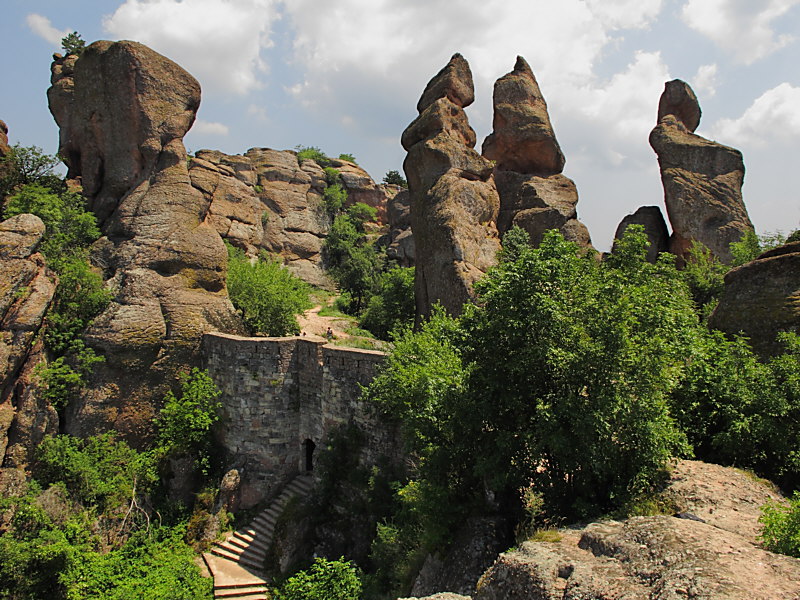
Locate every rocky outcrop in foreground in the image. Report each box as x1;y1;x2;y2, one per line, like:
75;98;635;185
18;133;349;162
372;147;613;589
0;215;58;468
485;57;591;248
650;80;753;263
404;461;800;599
402;53;501;319
710;241;800;356
48;41;242;441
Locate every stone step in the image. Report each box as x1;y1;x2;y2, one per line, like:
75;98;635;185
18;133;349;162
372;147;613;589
214;584;269;599
216;542;267;562
231;531;272;551
210;547;263;571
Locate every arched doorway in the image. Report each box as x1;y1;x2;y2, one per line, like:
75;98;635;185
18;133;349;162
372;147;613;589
302;439;316;472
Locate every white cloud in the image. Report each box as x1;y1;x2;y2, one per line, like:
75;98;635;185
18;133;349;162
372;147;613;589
103;0;281;95
26;13;70;46
585;0;664;29
681;0;800;64
193;119;229;135
712;83;800;148
247;104;269;122
691;63;718;98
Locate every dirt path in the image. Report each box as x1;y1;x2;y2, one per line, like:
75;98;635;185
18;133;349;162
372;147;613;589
297;303;351;341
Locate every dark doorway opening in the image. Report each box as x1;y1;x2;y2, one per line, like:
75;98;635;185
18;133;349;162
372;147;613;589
303;439;316;472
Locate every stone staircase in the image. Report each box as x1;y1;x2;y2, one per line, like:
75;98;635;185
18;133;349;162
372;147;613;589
203;473;314;600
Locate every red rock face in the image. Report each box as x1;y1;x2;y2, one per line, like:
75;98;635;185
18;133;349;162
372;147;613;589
649;80;753;264
403;54;501;320
47;41;242;442
0;215;58;468
484;57;591;249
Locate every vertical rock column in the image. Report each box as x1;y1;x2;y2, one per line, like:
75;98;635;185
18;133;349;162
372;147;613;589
649;79;753;263
402;54;501;320
48;41;242;442
483;56;591;248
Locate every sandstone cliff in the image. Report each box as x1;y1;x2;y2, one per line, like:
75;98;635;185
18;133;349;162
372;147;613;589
48;41;242;441
404;461;800;600
484;57;591;249
709;241;800;356
0;214;58;467
402;54;501;320
649;80;753;263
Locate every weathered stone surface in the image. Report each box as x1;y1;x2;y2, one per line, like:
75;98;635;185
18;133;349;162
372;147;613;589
417;53;474;112
485;58;591;251
410;517;509;598
709;241;800;356
494;171;590;247
48;41;242;442
0;214;58;467
482;56;565;175
404;55;501;319
192;147;337;289
0;120;10;159
331;158;389;223
649;80;753;263
386;189;415;266
471;461;800;600
658;79;701;133
400;594;471;600
612;205;670;263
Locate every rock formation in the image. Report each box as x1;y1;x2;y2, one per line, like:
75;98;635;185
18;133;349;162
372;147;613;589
410;461;800;599
612;205;670;262
709;241;800;356
47;41;242;441
483;57;591;248
385;189;415;267
0;120;10;158
650;79;753;263
402;54;501;319
0;214;58;467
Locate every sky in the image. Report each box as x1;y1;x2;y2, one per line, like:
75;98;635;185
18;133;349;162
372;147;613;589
3;0;800;250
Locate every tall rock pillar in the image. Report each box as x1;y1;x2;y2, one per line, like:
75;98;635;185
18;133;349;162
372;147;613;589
402;54;501;320
48;41;242;442
483;57;591;248
649;80;753;263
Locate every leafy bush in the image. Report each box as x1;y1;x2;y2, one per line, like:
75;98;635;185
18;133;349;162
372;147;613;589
296;146;330;166
499;225;532;263
323;182;348;215
788;229;800;243
157;368;222;474
760;492;800;557
360;266;415;339
338;153;357;163
0;145;61;201
346;202;377;225
382;170;407;188
276;557;362;600
37;433;156;512
681;240;726;319
226;244;311;336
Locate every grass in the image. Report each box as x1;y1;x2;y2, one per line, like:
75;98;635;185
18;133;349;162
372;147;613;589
528;528;563;543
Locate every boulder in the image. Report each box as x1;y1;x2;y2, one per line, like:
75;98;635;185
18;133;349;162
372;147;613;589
612;205;670;263
485;58;591;249
386;189;415;267
649;80;753;264
0;214;58;467
482;56;565;175
471;461;799;600
403;54;501;320
709;241;800;356
47;41;243;442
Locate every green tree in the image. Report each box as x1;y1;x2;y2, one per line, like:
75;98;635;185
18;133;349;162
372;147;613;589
157;368;222;474
226;244;311;336
360;266;415;339
499;225;531;263
0;144;61;200
323;213;380;313
681;240;726;319
382;170;407;188
61;32;86;57
277;557;362;600
338;153;357;163
295;146;330;166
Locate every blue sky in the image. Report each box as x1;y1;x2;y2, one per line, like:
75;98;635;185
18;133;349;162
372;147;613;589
4;0;800;250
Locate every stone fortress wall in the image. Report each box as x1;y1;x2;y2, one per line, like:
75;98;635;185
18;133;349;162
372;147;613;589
202;333;400;509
